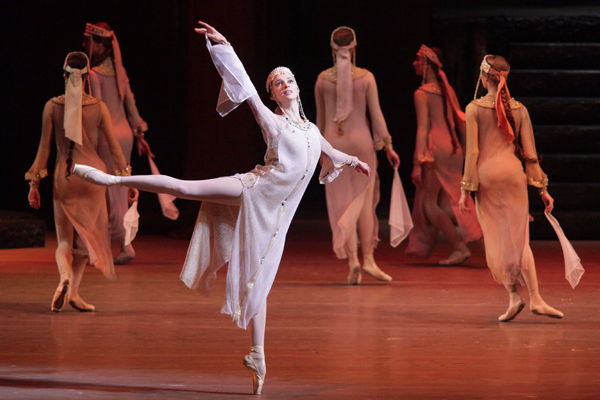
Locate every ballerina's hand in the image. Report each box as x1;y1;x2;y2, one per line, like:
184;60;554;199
541;191;554;213
355;160;371;177
411;166;422;187
28;187;41;209
458;191;471;213
386;148;400;169
128;188;139;205
194;21;228;44
136;135;155;158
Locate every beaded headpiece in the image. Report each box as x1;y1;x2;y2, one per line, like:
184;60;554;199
265;66;294;93
417;45;442;68
85;23;112;38
330;26;356;50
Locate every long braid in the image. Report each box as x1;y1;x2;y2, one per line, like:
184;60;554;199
431;62;458;154
65;140;75;180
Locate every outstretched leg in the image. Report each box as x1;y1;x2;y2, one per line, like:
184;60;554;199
520;245;563;318
245;302;267;394
73;164;243;206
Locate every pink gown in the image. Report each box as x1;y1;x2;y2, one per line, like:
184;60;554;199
90;57;146;243
27;97;123;279
180;41;355;329
406;86;482;257
315;67;391;258
468;98;543;284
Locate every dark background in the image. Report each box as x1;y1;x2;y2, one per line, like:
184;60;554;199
1;0;596;233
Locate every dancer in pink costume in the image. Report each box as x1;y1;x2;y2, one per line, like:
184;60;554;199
83;22;153;264
74;22;370;395
315;27;400;285
26;52;135;313
459;55;563;321
407;45;482;264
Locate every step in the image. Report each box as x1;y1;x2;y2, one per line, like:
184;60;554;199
534;125;600;154
510;43;600;69
529;211;600;240
538;154;600;182
532;182;600;211
519;97;600;125
510;70;600;97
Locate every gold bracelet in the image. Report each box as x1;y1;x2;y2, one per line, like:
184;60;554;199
538;187;548;196
25;169;48;188
115;165;132;176
461;181;479;192
29;180;41;188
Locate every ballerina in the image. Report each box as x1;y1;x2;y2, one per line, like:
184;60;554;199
73;21;370;394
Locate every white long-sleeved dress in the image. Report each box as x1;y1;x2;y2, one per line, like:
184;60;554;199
180;39;355;329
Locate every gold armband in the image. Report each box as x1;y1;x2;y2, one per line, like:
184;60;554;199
134;122;148;138
115;165;132;176
461;181;479;192
25;169;48;188
527;176;548;188
374;137;393;152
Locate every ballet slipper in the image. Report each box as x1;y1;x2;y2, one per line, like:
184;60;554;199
114;244;135;265
69;295;95;312
347;252;362;285
439;245;471;266
498;300;525;322
72;164;121;186
243;346;266;395
530;302;564;319
51;279;70;312
362;254;392;282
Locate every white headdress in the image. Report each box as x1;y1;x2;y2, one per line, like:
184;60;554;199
63;52;90;145
85;23;128;101
330;26;357;133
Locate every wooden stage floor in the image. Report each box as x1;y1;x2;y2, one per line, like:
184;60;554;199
1;221;599;399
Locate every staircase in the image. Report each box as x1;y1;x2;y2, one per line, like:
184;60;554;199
432;7;600;239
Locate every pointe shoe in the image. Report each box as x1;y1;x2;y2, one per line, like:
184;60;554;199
69;295;95;312
531;303;564;319
498;300;525;322
243;347;266;395
72;164;120;186
114;246;135;265
439;246;471;266
362;255;392;282
51;279;70;312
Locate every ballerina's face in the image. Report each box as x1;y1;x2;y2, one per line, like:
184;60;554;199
270;73;298;104
413;56;426;76
82;35;106;59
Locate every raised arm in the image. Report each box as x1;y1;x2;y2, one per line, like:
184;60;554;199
26;101;54;209
458;103;480;212
196;21;285;139
366;73;400;168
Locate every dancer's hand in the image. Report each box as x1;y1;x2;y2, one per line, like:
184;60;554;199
458;191;471;213
386;148;400;169
195;21;228;45
411;165;422;187
28;187;40;209
136;134;155;158
354;160;371;177
128;188;139;205
541;191;554;213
